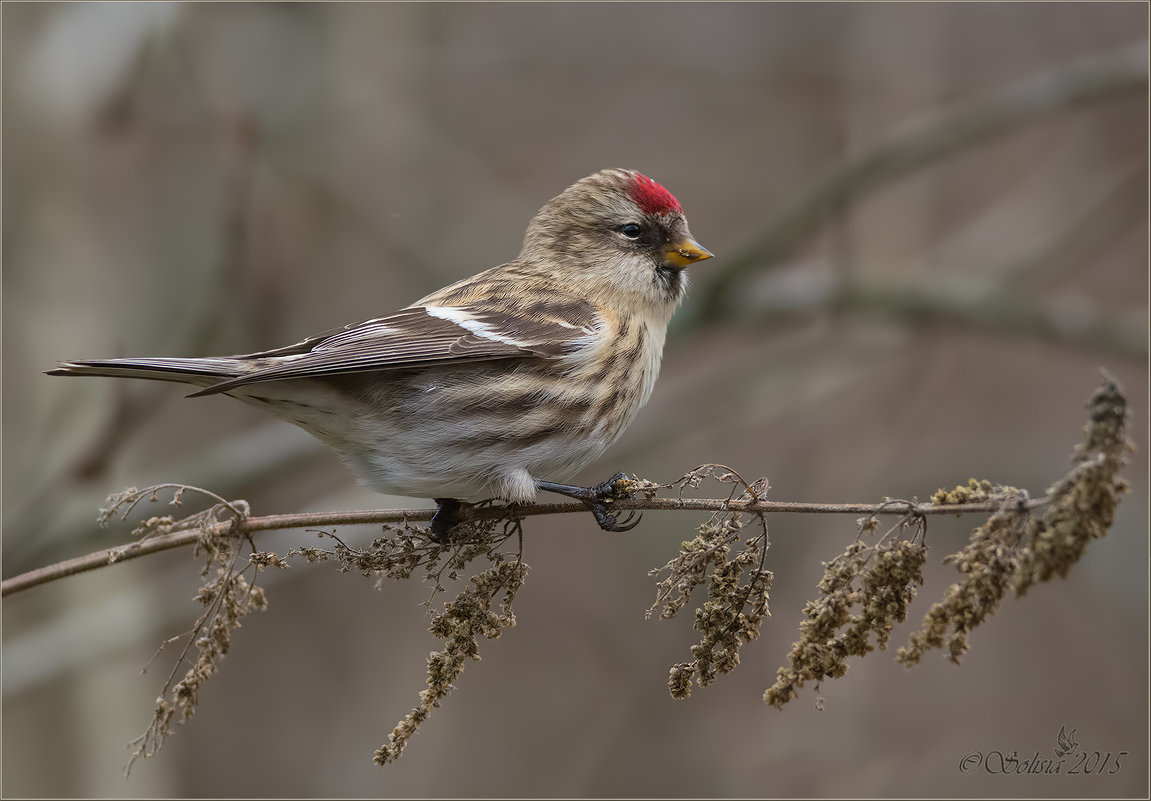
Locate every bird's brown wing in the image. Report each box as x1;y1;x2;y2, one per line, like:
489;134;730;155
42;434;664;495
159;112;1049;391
191;298;599;397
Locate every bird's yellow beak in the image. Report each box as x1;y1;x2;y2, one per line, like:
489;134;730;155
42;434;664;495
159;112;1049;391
663;238;714;269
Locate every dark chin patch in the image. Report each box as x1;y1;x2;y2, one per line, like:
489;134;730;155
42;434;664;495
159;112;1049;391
654;265;684;299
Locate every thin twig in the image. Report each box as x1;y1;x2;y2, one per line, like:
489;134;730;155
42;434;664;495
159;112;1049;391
1;495;1050;598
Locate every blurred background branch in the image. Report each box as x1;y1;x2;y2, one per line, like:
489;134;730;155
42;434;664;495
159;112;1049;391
5;119;264;568
691;41;1148;326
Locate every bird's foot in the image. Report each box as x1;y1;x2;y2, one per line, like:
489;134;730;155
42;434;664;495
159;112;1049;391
430;498;465;543
536;472;641;532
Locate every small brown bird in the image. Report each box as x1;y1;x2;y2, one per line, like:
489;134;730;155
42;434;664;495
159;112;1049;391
49;168;712;539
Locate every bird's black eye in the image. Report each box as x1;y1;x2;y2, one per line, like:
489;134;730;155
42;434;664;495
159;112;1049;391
620;223;641;239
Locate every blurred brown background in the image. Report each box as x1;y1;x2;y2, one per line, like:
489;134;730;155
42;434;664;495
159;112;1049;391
3;3;1147;797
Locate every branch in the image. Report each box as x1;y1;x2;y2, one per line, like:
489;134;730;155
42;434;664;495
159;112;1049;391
779;279;1146;359
714;160;1150;360
1;494;1050;598
689;42;1148;326
7;377;1127;771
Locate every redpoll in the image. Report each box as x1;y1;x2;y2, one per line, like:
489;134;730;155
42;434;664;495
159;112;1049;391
49;168;712;538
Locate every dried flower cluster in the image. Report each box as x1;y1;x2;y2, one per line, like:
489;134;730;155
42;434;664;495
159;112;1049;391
765;520;928;709
110;486;263;775
1014;377;1131;594
284;511;530;765
289;506;523;608
930;477;1022;506
896;498;1029;666
648;467;774;700
899;375;1131;666
375;557;527;764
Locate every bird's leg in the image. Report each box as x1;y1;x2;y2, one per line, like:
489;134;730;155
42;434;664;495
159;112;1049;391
535;472;641;532
430;498;464;543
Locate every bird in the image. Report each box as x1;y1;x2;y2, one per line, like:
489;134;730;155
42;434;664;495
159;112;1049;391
48;168;713;540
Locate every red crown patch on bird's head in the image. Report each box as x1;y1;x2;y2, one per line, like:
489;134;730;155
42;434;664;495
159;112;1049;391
627;173;683;216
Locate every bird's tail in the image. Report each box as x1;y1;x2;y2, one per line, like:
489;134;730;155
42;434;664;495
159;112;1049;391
46;357;249;390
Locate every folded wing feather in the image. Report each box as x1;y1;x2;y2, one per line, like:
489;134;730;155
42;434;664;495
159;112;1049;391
188;300;598;397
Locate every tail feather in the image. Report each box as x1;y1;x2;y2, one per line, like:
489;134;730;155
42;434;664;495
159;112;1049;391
46;357;247;389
